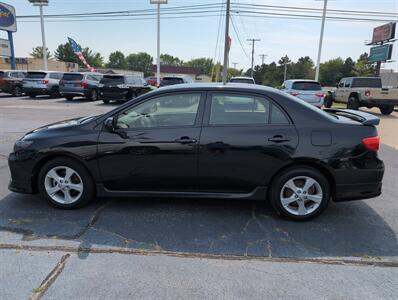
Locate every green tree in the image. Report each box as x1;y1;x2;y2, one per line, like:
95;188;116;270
54;42;103;68
160;54;182;66
319;58;345;86
107;51;126;69
290;56;315;79
353;52;375;76
184;58;214;76
125;52;153;76
342;57;355;77
30;46;52;59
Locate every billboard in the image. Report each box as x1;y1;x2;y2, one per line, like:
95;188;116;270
0;2;17;32
371;22;396;44
369;44;393;63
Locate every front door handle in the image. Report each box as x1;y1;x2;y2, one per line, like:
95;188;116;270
175;137;197;144
268;135;291;143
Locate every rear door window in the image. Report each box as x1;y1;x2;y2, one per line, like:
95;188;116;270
292;81;322;91
26;72;47;79
63;73;84;81
100;76;125;85
351;78;382;88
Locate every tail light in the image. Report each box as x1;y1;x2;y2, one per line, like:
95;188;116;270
362;136;380;152
315;93;324;97
80;81;88;87
42;80;49;85
364;90;371;97
290;92;299;96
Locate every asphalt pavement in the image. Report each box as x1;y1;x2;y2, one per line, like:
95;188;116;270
0;94;397;299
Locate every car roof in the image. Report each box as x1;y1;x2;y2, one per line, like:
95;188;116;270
27;70;63;73
230;76;254;80
157;82;278;93
285;79;320;83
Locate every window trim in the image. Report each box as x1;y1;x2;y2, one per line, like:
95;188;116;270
113;91;206;131
203;91;292;127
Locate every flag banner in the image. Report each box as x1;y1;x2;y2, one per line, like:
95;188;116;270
67;37;96;72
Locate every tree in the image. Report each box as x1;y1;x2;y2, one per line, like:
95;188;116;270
353;52;375;76
319;58;345;86
54;42;103;68
160;54;182;66
184;58;214;76
30;46;52;59
342;57;354;77
290;56;315;79
125;52;153;76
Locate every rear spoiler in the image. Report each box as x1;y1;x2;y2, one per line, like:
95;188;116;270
324;108;380;126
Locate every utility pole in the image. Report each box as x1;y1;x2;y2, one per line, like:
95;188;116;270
232;62;238;69
29;0;49;71
247;38;261;77
315;0;328;81
222;0;231;84
284;61;288;81
259;54;267;65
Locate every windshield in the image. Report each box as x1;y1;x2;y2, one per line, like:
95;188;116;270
292;81;322;91
230;78;255;84
351;78;382;88
26;72;47;79
100;76;125;85
63;73;84;81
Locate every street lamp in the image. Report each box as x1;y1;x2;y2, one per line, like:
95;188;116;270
150;0;167;86
28;0;49;71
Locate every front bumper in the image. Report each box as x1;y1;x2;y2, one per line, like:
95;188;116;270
8;152;36;194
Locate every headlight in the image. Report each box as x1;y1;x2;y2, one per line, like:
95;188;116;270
14;140;34;152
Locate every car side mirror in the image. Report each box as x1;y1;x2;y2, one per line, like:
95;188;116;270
104;117;115;131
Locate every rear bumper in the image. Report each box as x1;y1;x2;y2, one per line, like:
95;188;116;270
23;87;52;95
361;99;398;106
334;182;382;202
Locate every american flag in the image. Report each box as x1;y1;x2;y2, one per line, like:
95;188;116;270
67;37;96;72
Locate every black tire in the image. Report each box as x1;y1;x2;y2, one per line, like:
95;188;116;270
28;93;36;98
347;96;360;110
379;105;394;115
50;87;60;98
38;157;95;209
323;94;333;108
88;89;99;101
12;85;23;97
102;99;110;104
65;95;74;101
270;167;330;221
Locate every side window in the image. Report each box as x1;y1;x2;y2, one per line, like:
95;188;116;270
116;93;201;129
270;104;290;125
209;94;269;125
344;79;351;88
87;75;98;81
338;79;345;88
10;72;18;78
125;76;133;84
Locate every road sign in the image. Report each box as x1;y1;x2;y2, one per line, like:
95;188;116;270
0;2;16;32
0;38;10;56
371;22;396;44
369;44;393;63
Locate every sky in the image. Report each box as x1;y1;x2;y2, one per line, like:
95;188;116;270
5;0;398;71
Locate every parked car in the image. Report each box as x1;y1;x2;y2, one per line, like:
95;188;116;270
326;77;398;115
281;79;324;108
22;71;64;98
0;70;27;96
59;72;103;101
99;74;152;104
159;76;193;87
8;83;384;221
145;76;158;86
230;76;256;84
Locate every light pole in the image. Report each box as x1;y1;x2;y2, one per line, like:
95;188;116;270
222;0;231;84
247;39;261;78
150;0;167;86
315;0;328;81
28;0;49;71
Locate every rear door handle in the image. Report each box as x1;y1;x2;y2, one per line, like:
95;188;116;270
268;135;291;143
174;137;197;144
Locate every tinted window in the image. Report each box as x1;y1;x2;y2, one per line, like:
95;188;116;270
209;94;269;125
101;76;125;85
116;93;201;129
26;72;47;79
0;71;4;78
230;78;255;84
351;78;382;88
63;73;83;81
271;104;290;124
292;81;321;91
161;78;184;86
338;80;345;88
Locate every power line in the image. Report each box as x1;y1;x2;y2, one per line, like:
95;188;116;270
230;15;250;59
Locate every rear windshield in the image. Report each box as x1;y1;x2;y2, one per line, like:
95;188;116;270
26;72;47;79
351;78;382;88
0;71;5;78
230;78;255;84
63;73;83;81
292;81;322;91
161;78;184;85
100;76;125;85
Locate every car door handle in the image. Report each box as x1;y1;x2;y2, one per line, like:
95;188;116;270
174;137;197;144
268;135;291;143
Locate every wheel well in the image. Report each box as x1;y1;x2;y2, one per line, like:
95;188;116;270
349;92;359;99
31;154;94;193
267;161;336;200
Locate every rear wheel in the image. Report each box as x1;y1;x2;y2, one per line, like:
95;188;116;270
270;167;330;221
323;94;333;108
50;87;60;98
379;105;394;115
347;96;360;110
103;99;110;104
88;89;99;101
27;93;36;98
38;158;94;209
12;86;23;97
65;95;74;101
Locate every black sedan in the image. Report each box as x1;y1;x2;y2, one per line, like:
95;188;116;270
8;84;384;220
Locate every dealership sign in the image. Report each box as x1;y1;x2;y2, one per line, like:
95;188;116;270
371;22;396;44
369;44;393;63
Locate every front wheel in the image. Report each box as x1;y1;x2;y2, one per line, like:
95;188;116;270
88;89;99;101
347;97;360;110
13;86;23;97
270;167;330;221
65;95;74;101
379;105;394;115
323;94;333;108
102;99;110;104
38;158;95;209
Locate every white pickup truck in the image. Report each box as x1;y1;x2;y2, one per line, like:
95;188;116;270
325;77;398;115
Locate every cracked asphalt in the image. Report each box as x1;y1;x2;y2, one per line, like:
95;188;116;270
0;95;397;299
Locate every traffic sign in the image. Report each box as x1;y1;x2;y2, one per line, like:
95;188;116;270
369;44;393;63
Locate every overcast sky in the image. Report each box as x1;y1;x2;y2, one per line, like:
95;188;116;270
6;0;398;71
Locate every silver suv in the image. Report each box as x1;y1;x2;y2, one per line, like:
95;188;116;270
23;71;64;98
281;79;324;108
60;72;103;101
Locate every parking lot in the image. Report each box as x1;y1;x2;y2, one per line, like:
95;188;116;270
1;94;398;298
